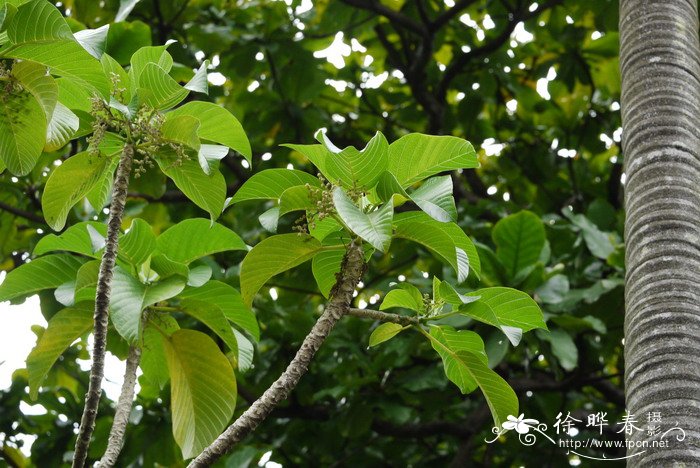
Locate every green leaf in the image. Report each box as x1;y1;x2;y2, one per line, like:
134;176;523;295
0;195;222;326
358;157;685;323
74;260;100;303
163;329;237;459
86;156;119;211
167;101;251;163
387;134;478;186
180;301;238;353
41;152;113;231
119;218;156;267
379;283;424;312
149;254;189;280
12;60;57;122
278;185;314;217
410;176;457;222
101;53;130;102
240;234;332;305
460;287;547;345
393;212;479;282
26;302;93;399
228;169;320;205
368;323;404;347
562;208;616;259
317;130;388;188
129;45;173;79
232;328;254;372
0;254;85;302
158;158;226;221
44;102;79;151
156;218;247;265
492;211;546;279
178;280;258;340
33;222;107;257
110;267;185;343
136;62;188;110
539;328;578;371
311;249;343;298
0;86;46;176
374;171;409;202
282;143;330;180
184;60;209;94
427;326;518;428
258;207;279;233
161;114;200;151
197;144;228;176
5;0;109;96
141;314;179;389
333;188;393;252
73;24;109;60
187;265;212;287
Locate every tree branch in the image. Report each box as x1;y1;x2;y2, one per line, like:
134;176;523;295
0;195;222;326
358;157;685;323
0;200;44;224
73;145;134;468
97;346;141;467
346;307;419;325
431;0;478;31
188;241;367;466
340;0;429;37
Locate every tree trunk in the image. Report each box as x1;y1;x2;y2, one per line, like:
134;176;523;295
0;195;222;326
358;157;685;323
620;0;700;465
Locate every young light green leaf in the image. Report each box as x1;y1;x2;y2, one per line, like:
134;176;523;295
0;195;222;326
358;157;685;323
460;287;547;345
42;152;113;231
368;323;404;347
156;218;247;265
178;280;259;341
379;283;424;312
388;134;478;186
492;210;546;279
158;158;226;220
167;101;251;163
410;175;457;222
333;187;393;252
318;130;389;189
33;222;107;257
26;303;93;400
227;169;320;205
163;329;237;459
240;234;332;305
137;62;188;110
0;254;85;302
258;206;280;233
187;265;212;287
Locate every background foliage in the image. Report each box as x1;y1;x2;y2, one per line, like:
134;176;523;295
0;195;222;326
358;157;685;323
0;0;625;466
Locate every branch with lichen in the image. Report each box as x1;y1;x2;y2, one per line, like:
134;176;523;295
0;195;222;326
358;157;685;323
188;240;367;467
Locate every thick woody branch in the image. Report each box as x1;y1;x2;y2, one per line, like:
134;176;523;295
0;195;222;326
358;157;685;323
97;346;142;468
188;241;366;466
346;307;419;326
73;145;134;468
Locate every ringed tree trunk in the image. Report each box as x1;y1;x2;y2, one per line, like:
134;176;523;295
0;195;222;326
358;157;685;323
620;0;700;465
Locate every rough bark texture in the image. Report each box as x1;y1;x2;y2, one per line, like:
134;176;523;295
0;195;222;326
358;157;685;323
620;1;700;465
97;346;141;468
346;307;419;325
188;241;366;467
73;145;134;468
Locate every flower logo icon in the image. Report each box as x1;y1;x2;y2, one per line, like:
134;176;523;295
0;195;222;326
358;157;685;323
502;414;540;434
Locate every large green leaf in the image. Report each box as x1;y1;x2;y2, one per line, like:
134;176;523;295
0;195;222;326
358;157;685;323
317;130;388;188
492;211;546;279
110;267;185;343
158;159;226;220
4;0;109;96
119;218;156;267
227;169;320;205
12;60;57;122
0;87;46;176
26;302;93;399
161;114;200;151
180;302;238;354
461;287;547;345
156;219;247;265
410;175;457;222
427;326;517;427
387;134;478;186
141;314;180;390
178;280;259;341
164;329;237;459
167;101;251;163
393;212;479;282
136;62;187;110
33;222;107;257
0;254;85;302
42;152;113;231
240;234;334;305
333;188;393;252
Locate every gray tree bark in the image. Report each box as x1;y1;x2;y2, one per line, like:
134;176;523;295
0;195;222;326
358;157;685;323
73;145;134;468
620;0;700;465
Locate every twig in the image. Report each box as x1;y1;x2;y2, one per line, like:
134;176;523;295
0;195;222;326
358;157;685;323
97;346;142;467
73;145;134;468
187;241;366;466
346;307;419;326
0;200;44;224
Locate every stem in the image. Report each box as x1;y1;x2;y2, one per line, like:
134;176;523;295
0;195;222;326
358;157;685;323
97;346;141;468
187;241;366;466
73;144;134;468
346;307;419;326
